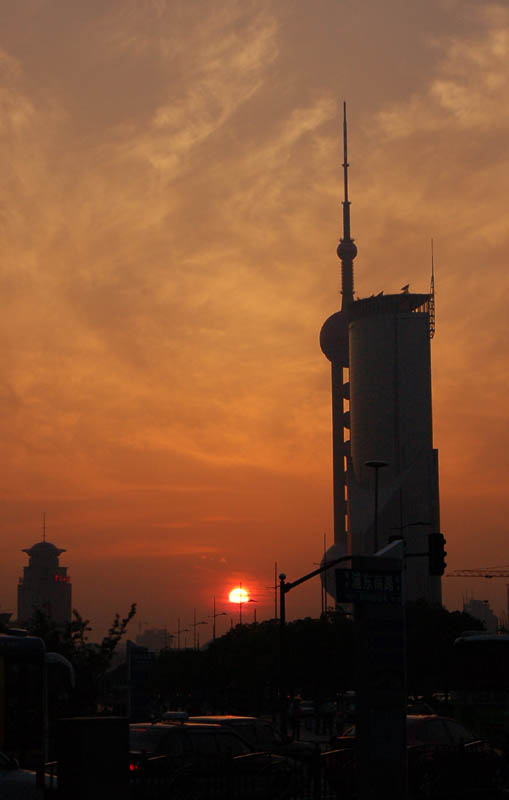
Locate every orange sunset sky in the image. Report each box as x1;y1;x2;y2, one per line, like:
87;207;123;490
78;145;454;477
1;0;508;640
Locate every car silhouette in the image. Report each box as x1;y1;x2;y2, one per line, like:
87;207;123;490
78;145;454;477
323;714;507;799
129;721;296;799
187;715;317;760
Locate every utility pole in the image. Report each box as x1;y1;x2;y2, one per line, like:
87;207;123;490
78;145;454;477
279;547;407;800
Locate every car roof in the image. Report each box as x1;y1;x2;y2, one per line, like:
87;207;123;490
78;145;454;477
130;722;222;731
188;716;258;723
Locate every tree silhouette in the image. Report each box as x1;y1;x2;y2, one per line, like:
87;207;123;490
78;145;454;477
27;604;136;714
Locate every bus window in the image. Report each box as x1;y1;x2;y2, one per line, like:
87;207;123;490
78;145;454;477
451;634;509;750
0;634;45;767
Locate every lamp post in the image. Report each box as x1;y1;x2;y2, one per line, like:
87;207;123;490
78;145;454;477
209;596;227;641
171;618;189;650
239;596;257;625
228;584;253;625
246;598;257;623
188;608;208;650
365;460;389;553
279;573;288;738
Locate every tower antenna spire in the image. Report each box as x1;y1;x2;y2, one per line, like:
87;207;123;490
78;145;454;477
42;511;46;542
342;101;351;240
429;238;436;339
337;101;357;309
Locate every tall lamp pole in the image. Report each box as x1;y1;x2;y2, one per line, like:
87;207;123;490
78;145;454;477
279;573;287;738
209;596;227;641
172;619;189;650
365;460;389;553
247;598;257;623
188;608;208;650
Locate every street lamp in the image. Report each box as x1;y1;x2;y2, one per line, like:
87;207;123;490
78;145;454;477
239;596;257;625
171;618;189;650
208;596;227;641
228;582;251;625
188;608;208;650
365;460;389;553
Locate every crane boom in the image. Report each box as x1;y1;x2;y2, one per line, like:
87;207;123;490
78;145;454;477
446;570;509;578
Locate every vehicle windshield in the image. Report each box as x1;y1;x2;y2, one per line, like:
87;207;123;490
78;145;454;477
1;652;44;757
216;732;251;756
406;717;477;746
130;727;169;754
0;751;15;769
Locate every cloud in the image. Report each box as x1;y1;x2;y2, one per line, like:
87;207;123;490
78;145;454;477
375;5;509;138
79;541;221;559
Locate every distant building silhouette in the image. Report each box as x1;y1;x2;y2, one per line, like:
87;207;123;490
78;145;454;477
463;597;498;634
135;628;172;652
17;540;72;627
320;105;441;603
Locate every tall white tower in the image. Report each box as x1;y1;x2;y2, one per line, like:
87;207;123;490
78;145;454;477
320;106;441;603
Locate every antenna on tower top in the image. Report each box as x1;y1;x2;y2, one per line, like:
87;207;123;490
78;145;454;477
342;101;350;239
42;511;46;542
429;238;436;339
337;101;357;310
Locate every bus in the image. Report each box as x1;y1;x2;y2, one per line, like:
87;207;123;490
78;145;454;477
451;632;509;751
0;632;75;768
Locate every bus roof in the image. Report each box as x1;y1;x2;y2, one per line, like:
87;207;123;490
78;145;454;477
454;633;509;645
0;633;45;653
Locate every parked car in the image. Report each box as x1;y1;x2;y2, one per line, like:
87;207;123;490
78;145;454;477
187;715;317;760
129;721;296;799
323;714;508;799
0;750;53;798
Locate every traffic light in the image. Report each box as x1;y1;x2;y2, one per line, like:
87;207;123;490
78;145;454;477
428;532;447;576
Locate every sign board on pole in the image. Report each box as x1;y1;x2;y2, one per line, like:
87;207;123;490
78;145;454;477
336;568;402;605
339;555;407;800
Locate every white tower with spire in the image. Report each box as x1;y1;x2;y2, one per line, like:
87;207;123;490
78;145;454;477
320;105;441;604
320;103;356;557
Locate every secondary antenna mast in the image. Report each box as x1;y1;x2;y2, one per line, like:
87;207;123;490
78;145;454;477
429;238;436;339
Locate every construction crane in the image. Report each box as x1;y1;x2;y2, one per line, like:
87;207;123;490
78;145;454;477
446;568;509;578
446;568;509;629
